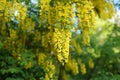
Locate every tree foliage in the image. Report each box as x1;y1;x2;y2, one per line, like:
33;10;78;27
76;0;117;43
0;0;116;80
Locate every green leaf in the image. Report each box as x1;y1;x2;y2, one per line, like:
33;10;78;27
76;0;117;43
0;69;8;75
8;67;21;73
0;42;3;49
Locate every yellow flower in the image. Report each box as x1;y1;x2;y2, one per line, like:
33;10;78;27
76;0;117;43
24;61;32;69
89;58;94;69
9;29;18;39
45;61;55;80
80;63;86;75
66;59;79;75
38;53;46;65
45;74;50;80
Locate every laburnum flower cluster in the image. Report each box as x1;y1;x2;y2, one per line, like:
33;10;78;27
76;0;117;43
40;0;75;65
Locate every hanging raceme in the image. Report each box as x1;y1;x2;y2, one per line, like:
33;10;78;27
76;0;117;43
22;17;35;32
33;30;41;43
93;0;115;19
51;28;70;64
88;58;94;69
66;58;79;75
4;1;13;21
71;39;82;55
80;63;86;75
77;58;87;75
15;3;27;21
9;29;18;39
38;53;46;65
0;0;6;17
0;21;7;36
39;0;75;65
44;61;55;80
76;0;95;46
40;0;51;25
3;1;27;21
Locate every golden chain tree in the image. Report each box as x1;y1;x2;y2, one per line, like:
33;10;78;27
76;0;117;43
0;0;114;80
